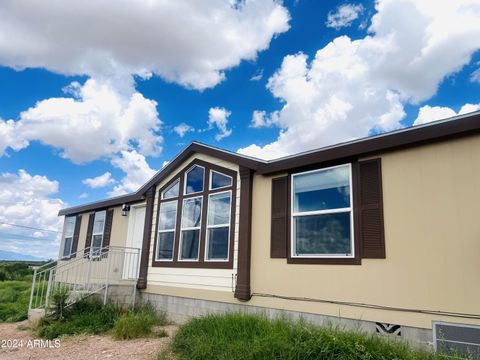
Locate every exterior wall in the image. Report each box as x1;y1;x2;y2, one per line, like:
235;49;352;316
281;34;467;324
147;153;240;292
58;205;130;258
247;134;480;330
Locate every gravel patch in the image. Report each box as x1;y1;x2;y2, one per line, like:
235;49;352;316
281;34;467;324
0;321;177;360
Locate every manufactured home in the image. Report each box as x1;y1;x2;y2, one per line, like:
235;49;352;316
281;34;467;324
31;111;480;354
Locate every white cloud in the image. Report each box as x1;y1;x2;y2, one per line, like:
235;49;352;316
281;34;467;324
0;170;65;259
326;3;364;30
0;119;28;156
109;150;157;196
250;69;264;81
1;78;162;163
0;0;290;91
78;192;89;199
173;123;195;138
250;110;279;128
82;172;115;188
240;0;480;160
208;107;233;141
471;67;480;83
414;103;480;125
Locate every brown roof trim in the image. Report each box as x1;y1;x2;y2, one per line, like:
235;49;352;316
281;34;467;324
58;142;264;217
58;193;143;216
136;142;265;194
258;111;480;175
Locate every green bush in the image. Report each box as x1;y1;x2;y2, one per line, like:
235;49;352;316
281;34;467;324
113;303;167;340
50;286;70;320
168;313;448;360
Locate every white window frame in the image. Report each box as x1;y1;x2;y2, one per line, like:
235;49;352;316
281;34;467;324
91;210;106;253
204;190;232;262
62;216;76;258
184;165;205;195
291;163;354;259
178;196;203;261
161;179;180;200
209;170;233;191
155;200;178;261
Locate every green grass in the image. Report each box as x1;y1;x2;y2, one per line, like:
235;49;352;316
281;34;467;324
113;303;167;340
0;280;32;322
166;313;450;360
36;298;168;340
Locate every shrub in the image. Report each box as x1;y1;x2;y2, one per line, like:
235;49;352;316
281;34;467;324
168;313;448;360
113;303;167;340
49;286;70;320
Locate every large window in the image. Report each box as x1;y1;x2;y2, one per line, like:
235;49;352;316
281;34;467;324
92;210;106;253
62;216;76;258
154;160;236;268
291;164;354;258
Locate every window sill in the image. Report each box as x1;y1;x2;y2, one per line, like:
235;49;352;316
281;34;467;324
287;256;361;265
151;259;233;269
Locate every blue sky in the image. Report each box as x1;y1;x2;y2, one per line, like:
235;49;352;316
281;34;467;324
0;0;479;259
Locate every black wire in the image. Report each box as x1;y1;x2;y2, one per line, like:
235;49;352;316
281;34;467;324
0;221;61;234
251;293;480;320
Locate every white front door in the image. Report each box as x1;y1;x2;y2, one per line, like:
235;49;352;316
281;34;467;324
123;205;146;279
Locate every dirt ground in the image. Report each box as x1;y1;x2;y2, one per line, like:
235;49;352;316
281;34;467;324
0;321;178;360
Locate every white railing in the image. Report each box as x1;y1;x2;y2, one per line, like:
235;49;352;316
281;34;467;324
29;245;140;311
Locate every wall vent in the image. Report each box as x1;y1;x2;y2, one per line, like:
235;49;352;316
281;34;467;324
433;322;480;358
375;322;401;336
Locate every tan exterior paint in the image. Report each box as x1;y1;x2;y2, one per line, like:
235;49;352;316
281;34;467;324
143;135;480;330
247;134;480;329
58;206;129;257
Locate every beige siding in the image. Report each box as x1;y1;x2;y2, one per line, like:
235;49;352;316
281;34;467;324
147;153;240;292
58;206;129;259
247;134;480;329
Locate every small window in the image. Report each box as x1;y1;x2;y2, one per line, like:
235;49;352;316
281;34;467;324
206;192;231;261
162;179;179;199
157;201;177;260
63;216;76;257
185;165;204;194
292;164;353;258
92;211;106;254
210;170;232;190
179;197;202;260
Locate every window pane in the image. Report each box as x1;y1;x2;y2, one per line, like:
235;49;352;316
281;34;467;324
65;217;76;237
159;202;177;230
294;212;351;255
211;171;232;189
208;192;231;226
182;197;202;228
185;166;204;194
162;180;179;199
157;232;174;260
207;227;229;260
92;234;103;249
93;211;106;234
293;166;350;213
180;229;200;260
63;237;72;257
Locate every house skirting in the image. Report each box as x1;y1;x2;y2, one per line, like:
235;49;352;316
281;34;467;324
140;291;433;350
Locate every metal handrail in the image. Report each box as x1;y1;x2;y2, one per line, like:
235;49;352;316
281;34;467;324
29;245;140;311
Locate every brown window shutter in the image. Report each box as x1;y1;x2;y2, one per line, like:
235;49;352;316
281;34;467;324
102;209;114;249
357;158;385;258
271;176;288;258
69;215;82;258
84;213;95;256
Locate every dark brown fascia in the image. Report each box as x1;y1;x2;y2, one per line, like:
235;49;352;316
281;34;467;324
58;142;265;217
58;193;143;216
137;142;264;194
258;111;480;175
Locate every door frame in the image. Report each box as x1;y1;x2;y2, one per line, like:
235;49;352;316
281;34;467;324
124;203;146;279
